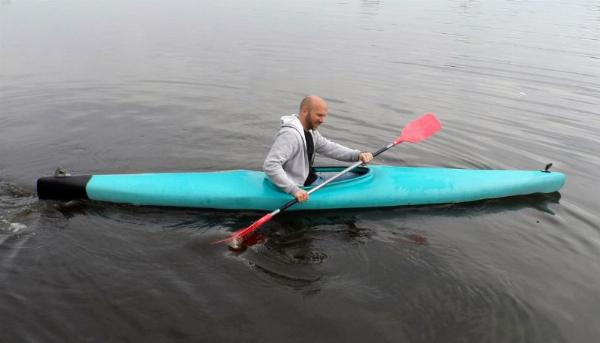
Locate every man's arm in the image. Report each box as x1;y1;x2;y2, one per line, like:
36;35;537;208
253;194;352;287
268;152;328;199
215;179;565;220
313;130;361;162
263;130;303;195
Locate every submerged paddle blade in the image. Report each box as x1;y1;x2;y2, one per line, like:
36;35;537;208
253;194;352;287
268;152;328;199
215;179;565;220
213;212;275;249
394;113;441;144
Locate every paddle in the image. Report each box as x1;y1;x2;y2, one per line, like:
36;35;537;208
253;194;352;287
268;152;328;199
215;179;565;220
217;113;442;250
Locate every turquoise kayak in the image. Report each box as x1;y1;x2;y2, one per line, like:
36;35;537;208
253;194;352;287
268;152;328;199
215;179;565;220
37;165;565;210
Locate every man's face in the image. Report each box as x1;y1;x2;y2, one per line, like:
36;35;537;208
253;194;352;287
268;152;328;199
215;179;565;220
307;103;328;130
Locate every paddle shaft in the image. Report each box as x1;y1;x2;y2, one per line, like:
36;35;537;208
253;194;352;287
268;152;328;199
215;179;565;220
278;142;396;211
284;143;400;207
232;141;400;240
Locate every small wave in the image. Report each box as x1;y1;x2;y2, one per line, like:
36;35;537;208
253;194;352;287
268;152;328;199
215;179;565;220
0;219;27;233
0;181;37;240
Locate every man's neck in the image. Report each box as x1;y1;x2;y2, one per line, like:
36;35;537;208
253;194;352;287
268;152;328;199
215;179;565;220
298;115;310;131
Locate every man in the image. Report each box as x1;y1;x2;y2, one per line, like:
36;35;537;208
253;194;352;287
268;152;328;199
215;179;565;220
263;96;373;202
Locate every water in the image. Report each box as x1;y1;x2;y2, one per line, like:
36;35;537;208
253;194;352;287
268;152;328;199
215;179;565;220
1;0;599;341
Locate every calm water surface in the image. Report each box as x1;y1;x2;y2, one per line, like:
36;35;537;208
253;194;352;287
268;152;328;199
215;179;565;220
1;0;599;342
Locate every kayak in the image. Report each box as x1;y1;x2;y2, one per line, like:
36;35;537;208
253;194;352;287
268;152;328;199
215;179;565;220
36;165;565;210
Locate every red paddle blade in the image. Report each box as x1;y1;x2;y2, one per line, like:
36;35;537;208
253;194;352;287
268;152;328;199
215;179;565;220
394;113;441;144
212;212;275;249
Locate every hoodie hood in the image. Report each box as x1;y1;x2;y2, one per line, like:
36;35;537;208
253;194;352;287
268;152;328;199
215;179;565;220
280;114;306;133
280;113;308;151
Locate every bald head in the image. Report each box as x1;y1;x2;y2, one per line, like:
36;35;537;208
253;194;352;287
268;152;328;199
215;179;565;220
299;95;327;113
299;95;328;130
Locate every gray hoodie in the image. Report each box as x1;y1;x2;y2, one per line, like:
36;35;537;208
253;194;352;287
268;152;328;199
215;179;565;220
263;114;360;195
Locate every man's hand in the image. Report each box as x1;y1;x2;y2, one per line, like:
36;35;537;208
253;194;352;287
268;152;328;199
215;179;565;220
294;189;309;202
359;152;373;164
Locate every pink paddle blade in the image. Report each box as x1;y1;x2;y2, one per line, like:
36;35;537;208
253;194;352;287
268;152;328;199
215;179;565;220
394;113;441;144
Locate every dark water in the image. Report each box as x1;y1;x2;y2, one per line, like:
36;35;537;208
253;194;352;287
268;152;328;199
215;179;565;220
1;0;599;342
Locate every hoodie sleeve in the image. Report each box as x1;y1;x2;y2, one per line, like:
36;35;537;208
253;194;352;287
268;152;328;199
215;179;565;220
263;128;303;195
313;130;360;162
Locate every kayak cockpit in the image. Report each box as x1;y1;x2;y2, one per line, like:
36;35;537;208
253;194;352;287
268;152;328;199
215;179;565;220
303;166;372;189
261;166;373;192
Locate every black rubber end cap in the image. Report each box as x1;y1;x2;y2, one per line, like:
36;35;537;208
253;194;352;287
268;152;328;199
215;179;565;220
37;175;91;201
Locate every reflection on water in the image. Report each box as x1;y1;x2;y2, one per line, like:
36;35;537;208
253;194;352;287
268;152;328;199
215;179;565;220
226;195;568;342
